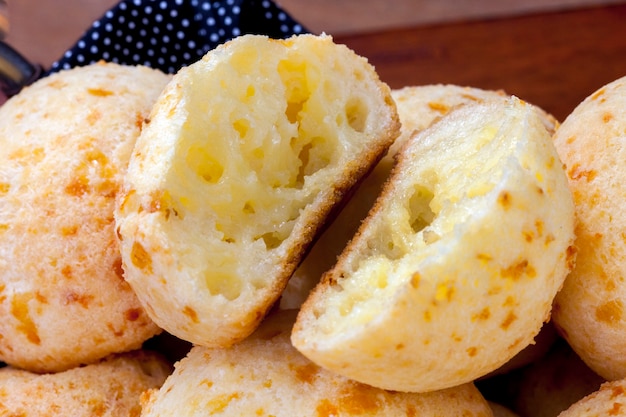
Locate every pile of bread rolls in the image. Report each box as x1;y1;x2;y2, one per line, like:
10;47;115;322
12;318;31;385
0;32;624;416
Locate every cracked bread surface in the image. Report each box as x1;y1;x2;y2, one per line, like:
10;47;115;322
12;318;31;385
115;34;400;347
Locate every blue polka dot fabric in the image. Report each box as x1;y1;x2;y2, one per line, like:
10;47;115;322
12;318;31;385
47;0;309;75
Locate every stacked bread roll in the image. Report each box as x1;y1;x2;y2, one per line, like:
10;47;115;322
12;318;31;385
4;32;626;416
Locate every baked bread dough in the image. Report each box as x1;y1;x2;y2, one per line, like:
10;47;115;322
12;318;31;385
292;95;576;393
551;75;626;380
115;34;400;347
0;350;171;416
283;84;508;309
0;62;169;372
283;84;559;309
140;309;493;417
557;378;626;417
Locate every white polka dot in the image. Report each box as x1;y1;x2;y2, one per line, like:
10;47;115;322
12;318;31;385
117;15;125;24
207;17;215;26
177;31;185;40
224;16;232;26
103;37;111;46
91;31;100;41
232;5;240;15
155;13;163;23
145;5;152;14
159;1;168;10
90;45;99;54
218;7;226;16
232;27;241;36
181;18;190;28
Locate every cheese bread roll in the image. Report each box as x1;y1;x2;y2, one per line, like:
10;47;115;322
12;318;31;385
558;378;626;417
140;310;493;417
0;350;171;416
283;84;514;309
0;62;169;373
292;96;576;393
115;34;400;347
552;75;626;381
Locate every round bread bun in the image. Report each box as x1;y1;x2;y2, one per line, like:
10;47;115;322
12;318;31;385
551;75;626;380
140;309;493;417
282;84;518;309
0;350;172;416
292;95;576;393
557;378;626;417
0;62;170;372
115;34;400;347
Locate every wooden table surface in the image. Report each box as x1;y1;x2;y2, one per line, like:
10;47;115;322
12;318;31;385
334;3;626;122
5;2;626;122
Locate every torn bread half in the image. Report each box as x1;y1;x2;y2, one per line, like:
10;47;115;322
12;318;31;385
292;95;576;393
115;34;400;347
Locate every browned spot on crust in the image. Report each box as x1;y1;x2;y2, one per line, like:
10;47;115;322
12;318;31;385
501;311;517;330
467;346;478;357
472;307;491;321
568;163;597;182
64;291;95;308
427;101;451;114
289;362;319;384
498;191;512;210
316;399;339;417
10;293;41;344
501;259;536;280
183;306;199;323
130;241;153;273
125;308;142;322
596;299;623;324
87;87;113;97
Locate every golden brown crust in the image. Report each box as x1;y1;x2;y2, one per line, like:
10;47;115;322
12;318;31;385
0;62;170;373
0;350;172;417
140;309;493;417
552;74;626;380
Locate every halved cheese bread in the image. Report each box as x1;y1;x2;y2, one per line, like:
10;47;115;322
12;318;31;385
115;34;400;347
292;95;576;393
283;83;559;309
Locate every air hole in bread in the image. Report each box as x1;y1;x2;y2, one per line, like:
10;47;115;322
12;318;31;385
409;185;436;236
233;118;250;138
205;270;242;300
346;97;368;133
186;145;224;184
